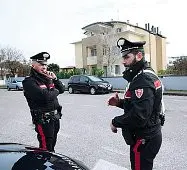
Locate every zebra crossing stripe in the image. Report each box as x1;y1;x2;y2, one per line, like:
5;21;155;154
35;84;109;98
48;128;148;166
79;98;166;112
92;159;128;170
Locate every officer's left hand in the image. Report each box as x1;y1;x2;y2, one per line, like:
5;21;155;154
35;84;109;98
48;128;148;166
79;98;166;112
110;122;117;133
45;71;57;80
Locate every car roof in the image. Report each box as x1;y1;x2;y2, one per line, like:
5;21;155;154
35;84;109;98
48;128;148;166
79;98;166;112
9;77;25;81
0;143;89;170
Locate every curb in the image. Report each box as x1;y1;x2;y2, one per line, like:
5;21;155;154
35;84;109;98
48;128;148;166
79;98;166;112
163;92;187;96
1;87;187;96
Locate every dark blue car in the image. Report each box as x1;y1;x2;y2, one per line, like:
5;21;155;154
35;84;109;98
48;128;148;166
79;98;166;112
68;75;113;95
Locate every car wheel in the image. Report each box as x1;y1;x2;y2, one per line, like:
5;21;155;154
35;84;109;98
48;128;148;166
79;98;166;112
68;86;74;94
90;87;96;95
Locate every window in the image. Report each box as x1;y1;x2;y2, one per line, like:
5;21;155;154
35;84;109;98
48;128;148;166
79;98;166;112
116;28;122;33
91;48;97;56
103;46;107;55
103;66;107;77
91;66;96;75
115;65;120;74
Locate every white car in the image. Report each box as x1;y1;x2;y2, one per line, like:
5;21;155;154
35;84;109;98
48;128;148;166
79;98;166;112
6;77;25;91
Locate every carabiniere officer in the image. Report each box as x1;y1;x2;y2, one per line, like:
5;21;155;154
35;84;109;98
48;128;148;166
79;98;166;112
108;38;165;170
23;52;65;152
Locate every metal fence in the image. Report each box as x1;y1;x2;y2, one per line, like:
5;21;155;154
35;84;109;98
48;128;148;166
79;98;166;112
1;76;187;91
60;76;187;91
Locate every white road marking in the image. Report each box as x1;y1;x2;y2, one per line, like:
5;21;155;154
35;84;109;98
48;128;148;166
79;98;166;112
92;159;128;170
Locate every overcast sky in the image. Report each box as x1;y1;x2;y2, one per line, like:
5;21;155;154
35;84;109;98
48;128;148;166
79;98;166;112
0;0;186;67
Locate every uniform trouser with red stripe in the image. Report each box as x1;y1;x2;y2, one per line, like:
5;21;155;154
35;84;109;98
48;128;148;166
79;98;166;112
35;119;60;152
130;132;162;170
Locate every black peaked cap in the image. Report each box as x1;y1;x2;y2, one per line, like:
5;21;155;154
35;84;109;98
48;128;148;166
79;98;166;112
117;38;146;57
30;52;50;64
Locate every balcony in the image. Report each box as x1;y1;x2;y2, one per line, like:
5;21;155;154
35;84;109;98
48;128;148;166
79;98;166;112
87;56;97;65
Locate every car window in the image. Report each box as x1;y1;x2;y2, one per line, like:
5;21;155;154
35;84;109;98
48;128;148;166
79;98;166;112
80;76;89;83
16;77;25;82
72;76;80;83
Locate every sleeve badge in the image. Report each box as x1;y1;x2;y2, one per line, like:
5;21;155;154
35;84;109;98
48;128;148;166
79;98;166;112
135;89;143;98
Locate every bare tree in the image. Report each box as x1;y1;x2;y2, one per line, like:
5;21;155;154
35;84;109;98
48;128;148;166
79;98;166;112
1;46;24;61
0;49;6;79
17;61;31;77
0;47;25;77
98;33;120;76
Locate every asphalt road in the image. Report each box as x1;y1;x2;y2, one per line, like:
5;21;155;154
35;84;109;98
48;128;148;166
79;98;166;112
0;89;187;170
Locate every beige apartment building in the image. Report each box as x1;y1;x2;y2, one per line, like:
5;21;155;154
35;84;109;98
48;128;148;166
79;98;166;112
72;21;167;76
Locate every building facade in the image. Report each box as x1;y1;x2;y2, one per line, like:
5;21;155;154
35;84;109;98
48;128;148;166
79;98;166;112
72;21;167;76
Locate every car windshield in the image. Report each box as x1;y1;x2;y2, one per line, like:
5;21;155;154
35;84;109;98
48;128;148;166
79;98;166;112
87;76;103;82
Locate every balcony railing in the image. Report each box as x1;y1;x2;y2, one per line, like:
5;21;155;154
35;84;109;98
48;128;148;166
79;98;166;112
87;56;97;65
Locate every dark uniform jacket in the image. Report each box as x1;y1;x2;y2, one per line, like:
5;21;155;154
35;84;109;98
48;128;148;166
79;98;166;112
23;68;65;113
112;62;162;140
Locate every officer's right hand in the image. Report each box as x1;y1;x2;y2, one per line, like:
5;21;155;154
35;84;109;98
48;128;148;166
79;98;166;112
108;92;120;106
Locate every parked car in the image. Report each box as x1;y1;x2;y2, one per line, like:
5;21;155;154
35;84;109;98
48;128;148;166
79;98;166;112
0;143;90;170
68;75;113;95
6;77;25;91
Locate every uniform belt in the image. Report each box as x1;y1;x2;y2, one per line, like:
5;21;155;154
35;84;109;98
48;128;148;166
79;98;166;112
44;110;58;116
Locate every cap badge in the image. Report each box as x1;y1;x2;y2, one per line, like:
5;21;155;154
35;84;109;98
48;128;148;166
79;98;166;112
118;39;125;46
43;53;49;58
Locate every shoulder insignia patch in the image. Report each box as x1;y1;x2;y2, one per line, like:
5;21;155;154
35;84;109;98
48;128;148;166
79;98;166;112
124;90;131;98
135;89;143;98
154;80;161;90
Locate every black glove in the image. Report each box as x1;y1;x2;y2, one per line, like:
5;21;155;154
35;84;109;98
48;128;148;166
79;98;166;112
57;106;62;119
159;114;165;126
30;110;44;124
52;106;62;120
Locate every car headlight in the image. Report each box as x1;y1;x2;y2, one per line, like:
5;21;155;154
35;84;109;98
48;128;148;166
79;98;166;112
108;84;112;89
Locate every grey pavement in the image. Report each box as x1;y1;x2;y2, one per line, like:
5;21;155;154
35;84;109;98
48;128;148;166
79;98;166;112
0;89;187;170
